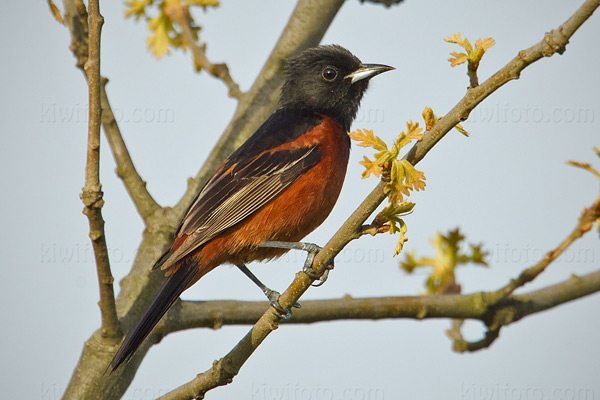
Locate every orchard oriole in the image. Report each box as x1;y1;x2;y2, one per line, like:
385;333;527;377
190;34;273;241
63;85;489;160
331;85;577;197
109;45;393;370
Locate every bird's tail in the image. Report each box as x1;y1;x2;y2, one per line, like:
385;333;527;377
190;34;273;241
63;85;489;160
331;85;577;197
108;260;199;372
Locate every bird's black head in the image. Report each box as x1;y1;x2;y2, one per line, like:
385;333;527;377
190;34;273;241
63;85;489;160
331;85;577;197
279;45;394;131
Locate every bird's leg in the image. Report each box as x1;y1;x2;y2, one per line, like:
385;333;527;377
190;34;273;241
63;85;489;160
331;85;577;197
259;241;334;286
235;263;299;319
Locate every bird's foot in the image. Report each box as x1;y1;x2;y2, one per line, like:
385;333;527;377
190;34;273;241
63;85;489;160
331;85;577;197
303;260;334;287
264;288;300;320
304;262;334;287
299;243;334;287
259;241;333;287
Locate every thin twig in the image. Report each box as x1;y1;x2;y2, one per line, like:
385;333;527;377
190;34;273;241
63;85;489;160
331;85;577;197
159;1;600;398
496;198;600;298
81;0;121;339
453;326;501;352
467;65;479;88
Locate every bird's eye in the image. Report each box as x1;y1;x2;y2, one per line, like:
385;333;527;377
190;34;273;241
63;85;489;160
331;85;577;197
321;67;338;81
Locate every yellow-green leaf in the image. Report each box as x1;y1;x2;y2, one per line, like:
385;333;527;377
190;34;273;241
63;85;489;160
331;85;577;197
458;244;489;266
423;107;470;137
395;202;416;215
393;121;423;151
389;158;405;190
401;228;488;294
445;33;495;70
379;202;415;224
125;0;153;20
567;160;600;180
455;123;469;137
349;129;389;152
448;51;467;67
393;219;409;257
477;37;495;51
47;0;64;24
400;160;426;192
359;156;383;179
147;13;174;58
470;37;495;69
400;249;419;272
386;160;410;204
444;33;462;44
422;107;435;131
405;121;423;140
384;159;425;205
444;33;473;53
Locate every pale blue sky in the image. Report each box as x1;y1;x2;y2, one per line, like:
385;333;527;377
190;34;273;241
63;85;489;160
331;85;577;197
2;1;599;399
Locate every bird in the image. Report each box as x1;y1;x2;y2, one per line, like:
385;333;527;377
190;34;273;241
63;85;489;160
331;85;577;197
109;45;393;371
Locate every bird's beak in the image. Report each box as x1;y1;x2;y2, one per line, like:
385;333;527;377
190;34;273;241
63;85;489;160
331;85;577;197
345;64;395;84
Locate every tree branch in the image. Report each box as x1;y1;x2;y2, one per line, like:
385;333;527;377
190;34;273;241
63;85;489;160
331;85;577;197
62;0;161;223
448;197;600;352
467;65;479;88
159;1;600;398
159;268;600;331
157;267;600;400
496;198;600;298
81;0;121;339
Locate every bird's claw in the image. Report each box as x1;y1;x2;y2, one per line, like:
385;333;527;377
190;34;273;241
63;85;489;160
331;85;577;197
265;289;299;320
310;268;330;287
305;262;334;286
303;246;334;287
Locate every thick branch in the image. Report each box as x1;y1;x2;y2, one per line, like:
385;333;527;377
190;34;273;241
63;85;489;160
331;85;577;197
81;0;121;339
160;1;600;398
63;0;161;222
